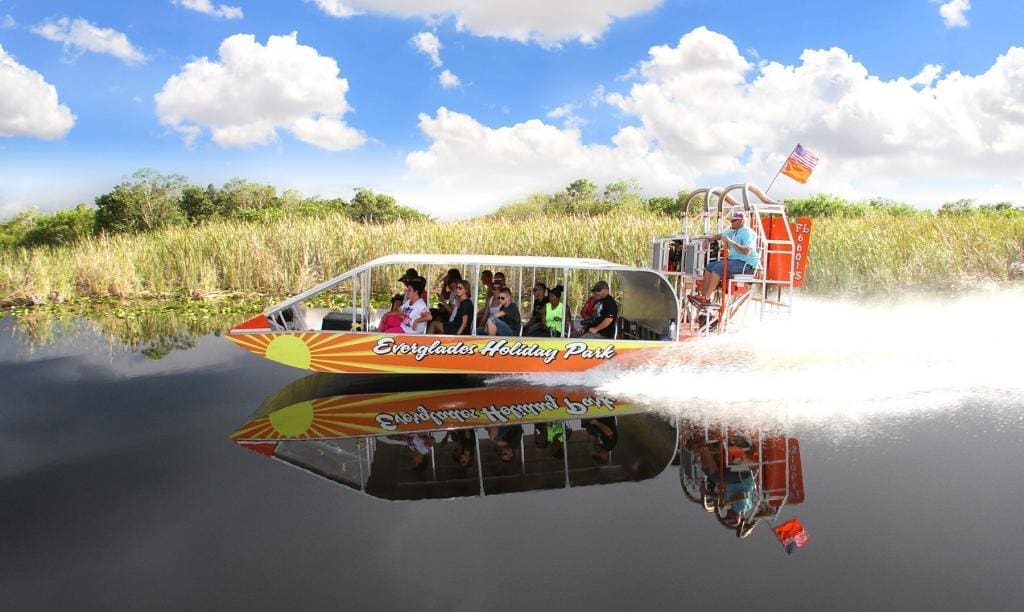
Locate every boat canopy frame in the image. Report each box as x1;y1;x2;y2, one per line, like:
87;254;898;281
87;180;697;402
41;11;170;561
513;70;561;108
263;253;681;339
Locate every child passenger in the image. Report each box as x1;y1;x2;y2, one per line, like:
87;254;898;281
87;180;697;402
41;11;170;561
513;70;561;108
378;294;405;333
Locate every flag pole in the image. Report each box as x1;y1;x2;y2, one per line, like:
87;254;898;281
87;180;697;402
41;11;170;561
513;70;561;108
765;144;797;195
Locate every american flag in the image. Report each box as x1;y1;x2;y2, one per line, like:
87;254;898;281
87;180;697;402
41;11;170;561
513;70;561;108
784;529;810;554
789;144;819;170
780;144;819;184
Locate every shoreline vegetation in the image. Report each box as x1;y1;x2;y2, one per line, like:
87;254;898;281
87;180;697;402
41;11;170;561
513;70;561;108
3;171;1024;307
4;210;1023;307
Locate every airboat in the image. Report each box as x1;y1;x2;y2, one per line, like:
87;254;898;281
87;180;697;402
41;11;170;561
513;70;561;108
226;183;812;374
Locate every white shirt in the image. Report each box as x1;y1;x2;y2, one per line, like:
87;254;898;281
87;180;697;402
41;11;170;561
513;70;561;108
401;298;429;333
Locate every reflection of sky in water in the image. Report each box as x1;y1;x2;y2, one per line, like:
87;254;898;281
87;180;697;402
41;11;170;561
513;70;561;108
2;291;1024;609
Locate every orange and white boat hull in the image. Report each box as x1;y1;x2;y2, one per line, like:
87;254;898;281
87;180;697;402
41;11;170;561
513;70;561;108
227;321;671;374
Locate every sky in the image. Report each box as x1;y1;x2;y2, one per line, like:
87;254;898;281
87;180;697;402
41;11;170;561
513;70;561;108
2;0;1024;219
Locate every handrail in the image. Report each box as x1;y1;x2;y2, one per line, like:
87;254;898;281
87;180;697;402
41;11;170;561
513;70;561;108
719;242;729;325
720;183;781;214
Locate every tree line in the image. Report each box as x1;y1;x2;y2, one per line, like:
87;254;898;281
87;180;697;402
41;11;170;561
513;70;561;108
1;168;428;249
488;179;1024;220
4;170;1022;250
488;178;696;219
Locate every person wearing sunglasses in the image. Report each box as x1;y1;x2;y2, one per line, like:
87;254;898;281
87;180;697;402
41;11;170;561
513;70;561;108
428;279;474;335
485;287;521;336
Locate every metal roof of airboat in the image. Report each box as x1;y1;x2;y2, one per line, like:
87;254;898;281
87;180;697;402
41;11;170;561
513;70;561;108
353;253;638;271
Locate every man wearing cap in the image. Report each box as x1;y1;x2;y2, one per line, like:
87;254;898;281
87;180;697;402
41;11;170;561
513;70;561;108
398;270;428;309
689;210;759;309
579;280;617;339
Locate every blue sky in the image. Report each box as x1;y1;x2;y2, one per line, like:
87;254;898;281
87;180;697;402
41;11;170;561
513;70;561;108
2;0;1023;218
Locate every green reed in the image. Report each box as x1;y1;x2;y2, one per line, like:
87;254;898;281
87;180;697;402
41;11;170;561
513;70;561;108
2;210;1023;304
807;214;1024;294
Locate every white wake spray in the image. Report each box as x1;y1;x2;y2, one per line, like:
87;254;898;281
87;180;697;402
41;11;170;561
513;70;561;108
504;288;1024;435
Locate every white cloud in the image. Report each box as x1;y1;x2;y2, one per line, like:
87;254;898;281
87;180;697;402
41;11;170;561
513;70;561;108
404;107;685;217
290;114;366;150
0;44;76;139
172;0;244;20
32;17;147;65
438;68;460;88
934;0;970;28
608;26;1024;189
411;31;442;67
412;32;460;89
1;14;15;29
310;0;663;45
547;103;585;129
155;32;366;151
403;27;1024;216
908;63;943;87
308;0;359;18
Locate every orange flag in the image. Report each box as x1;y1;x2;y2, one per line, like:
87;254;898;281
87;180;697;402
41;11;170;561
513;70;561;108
773;517;809;554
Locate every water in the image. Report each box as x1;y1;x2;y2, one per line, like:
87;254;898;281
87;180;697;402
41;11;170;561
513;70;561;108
2;292;1024;610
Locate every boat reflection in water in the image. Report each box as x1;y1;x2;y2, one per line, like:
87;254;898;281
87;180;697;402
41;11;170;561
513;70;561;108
232;374;676;499
678;421;805;539
233;375;805;537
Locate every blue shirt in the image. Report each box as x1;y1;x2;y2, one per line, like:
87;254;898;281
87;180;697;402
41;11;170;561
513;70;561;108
725;472;755;514
723;226;758;269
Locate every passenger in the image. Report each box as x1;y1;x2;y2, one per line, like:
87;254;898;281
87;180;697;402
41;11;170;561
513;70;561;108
434;268;462;319
480;269;493;293
428;280;473;334
577;280;617;339
491;271;507;297
378;293;405;333
400;267;419;284
543;285;565;337
400;277;431;334
431;279;456;323
479;271;505;327
485;287;521;336
399;268;423;298
528;284;564;337
398;268;425;309
523;283;549;335
573;288;598;335
688;209;759;310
